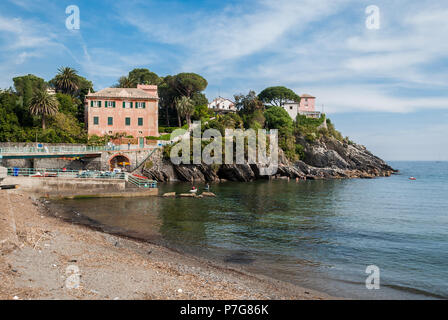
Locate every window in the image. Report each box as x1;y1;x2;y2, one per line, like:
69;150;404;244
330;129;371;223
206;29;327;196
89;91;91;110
290;106;293;110
138;118;143;126
123;101;132;108
105;101;116;108
90;100;101;107
125;117;131;126
93;116;99;125
135;102;146;109
108;117;113;125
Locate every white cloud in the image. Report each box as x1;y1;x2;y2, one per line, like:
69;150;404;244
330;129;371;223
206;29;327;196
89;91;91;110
122;0;448;113
306;85;448;113
122;0;349;71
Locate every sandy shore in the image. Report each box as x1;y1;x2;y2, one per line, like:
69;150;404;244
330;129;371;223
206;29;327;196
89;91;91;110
0;189;334;300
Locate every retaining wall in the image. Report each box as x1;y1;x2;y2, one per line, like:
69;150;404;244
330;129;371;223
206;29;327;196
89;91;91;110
3;176;126;196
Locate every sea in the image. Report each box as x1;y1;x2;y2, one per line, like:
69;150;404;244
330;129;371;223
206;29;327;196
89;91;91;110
50;161;448;299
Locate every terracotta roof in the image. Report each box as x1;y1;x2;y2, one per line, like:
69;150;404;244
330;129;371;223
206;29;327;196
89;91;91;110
209;97;235;104
301;94;315;98
87;87;158;99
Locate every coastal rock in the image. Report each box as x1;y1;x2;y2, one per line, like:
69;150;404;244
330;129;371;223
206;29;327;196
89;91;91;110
217;164;256;182
179;193;196;197
140;136;396;183
163;192;176;197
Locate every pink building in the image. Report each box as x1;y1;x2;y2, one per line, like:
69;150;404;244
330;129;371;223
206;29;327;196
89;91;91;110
85;84;159;138
299;94;316;113
283;94;320;119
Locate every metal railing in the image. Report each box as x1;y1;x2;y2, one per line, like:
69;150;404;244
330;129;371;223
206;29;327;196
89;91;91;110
127;174;157;188
0;145;123;155
7;168;126;180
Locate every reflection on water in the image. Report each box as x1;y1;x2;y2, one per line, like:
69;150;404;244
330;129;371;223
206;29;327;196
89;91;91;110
51;161;448;299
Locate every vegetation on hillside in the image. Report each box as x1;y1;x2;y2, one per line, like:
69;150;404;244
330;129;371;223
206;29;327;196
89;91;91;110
1;67;347;161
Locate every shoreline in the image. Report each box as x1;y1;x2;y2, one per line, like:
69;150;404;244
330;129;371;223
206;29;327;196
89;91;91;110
0;189;336;300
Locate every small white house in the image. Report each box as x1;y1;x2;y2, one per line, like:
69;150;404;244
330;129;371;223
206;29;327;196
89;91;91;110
208;97;236;113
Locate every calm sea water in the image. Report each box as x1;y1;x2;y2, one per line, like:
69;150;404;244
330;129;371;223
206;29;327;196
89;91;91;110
51;161;448;299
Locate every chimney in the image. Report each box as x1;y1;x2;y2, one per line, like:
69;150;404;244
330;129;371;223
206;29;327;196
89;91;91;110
137;84;158;97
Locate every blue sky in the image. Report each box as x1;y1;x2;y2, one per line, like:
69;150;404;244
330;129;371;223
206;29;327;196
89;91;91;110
1;0;447;160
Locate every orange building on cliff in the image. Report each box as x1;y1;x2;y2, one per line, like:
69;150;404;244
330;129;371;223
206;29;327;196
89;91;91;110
85;84;159;138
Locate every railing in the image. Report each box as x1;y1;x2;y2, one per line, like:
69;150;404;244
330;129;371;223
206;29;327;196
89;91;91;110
299;111;321;118
127;174;157;188
133;147;158;171
7;168;126;180
0;145;123;155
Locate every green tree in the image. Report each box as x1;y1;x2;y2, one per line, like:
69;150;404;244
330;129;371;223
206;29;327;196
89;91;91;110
175;96;195;128
258;86;300;107
234;90;264;115
191;92;208;106
128;68;160;85
53;67;79;95
264;106;293;131
192;104;213;121
47;112;87;143
170;73;208;98
244;109;265;130
13;74;46;104
115;68;161;88
55;93;78;117
116;76;135;88
0;92;25;141
158;75;179;126
29;89;59;129
13;74;46;126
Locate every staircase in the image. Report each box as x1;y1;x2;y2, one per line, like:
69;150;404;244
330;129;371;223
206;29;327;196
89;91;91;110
126;173;157;188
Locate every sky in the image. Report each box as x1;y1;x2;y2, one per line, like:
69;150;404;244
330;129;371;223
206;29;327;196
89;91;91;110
0;0;447;160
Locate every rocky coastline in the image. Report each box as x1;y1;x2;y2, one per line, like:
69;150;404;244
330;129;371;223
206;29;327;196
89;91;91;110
142;136;396;182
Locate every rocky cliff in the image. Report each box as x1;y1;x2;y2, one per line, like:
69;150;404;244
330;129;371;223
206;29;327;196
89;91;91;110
141;135;396;182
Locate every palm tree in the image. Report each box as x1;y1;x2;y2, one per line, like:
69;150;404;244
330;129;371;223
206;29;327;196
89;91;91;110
29;89;59;129
116;76;136;88
176;96;195;128
54;67;79;95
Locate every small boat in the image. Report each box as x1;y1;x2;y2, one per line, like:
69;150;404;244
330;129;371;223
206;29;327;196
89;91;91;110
409;177;417;180
189;187;198;193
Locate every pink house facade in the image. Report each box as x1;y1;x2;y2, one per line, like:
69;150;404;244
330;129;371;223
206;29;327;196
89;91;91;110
85;84;159;138
283;94;320;120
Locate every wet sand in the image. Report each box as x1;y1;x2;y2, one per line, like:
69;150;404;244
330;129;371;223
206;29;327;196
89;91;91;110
0;190;335;300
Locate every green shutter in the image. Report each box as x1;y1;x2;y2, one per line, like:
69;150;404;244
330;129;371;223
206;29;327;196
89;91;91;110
113;101;116;108
99;101;102;107
125;117;130;126
138;118;143;126
123;101;125;108
130;102;133;108
90;101;93;107
142;102;146;109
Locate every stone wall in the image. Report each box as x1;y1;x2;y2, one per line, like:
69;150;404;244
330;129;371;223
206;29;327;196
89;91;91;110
0;147;155;172
0;158;33;168
3;176;126;196
33;157;101;170
0;143;85;148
